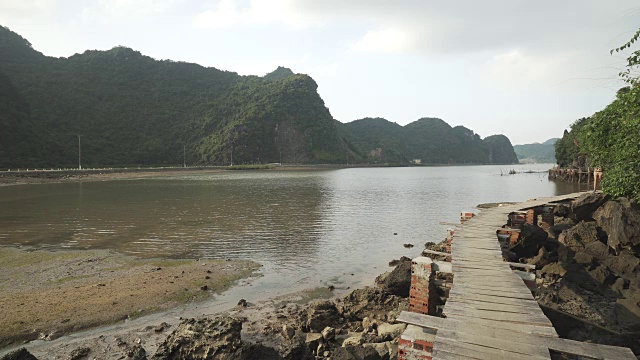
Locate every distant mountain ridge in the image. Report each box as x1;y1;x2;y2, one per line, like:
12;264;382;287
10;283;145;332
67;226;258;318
337;117;518;164
0;26;518;167
513;138;559;164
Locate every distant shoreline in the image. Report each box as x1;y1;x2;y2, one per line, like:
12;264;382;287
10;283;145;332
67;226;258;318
0;162;539;187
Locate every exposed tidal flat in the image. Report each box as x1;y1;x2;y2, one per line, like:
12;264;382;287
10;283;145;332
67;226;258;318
0;165;583;355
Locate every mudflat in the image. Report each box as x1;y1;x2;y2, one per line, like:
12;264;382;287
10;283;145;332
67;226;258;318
0;246;260;347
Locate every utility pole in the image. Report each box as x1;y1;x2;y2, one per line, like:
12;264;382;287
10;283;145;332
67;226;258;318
183;146;186;168
77;135;82;170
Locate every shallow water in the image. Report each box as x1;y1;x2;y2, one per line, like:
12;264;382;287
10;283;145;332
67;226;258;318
0;165;583;301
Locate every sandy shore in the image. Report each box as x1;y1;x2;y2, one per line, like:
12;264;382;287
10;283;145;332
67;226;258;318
0;246;260;348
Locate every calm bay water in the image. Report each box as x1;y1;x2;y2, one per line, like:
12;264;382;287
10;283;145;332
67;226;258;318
0;165;582;301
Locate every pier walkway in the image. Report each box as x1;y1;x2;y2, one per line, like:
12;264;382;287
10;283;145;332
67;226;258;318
397;192;636;359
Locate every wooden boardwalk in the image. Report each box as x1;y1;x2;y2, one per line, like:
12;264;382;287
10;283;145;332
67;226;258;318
398;192;636;359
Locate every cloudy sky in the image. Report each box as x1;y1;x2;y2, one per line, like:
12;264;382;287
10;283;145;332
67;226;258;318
1;0;639;144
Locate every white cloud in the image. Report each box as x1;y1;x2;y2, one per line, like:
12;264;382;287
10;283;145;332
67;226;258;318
193;0;324;29
351;27;416;54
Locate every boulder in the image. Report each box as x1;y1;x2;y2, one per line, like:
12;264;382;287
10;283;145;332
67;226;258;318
593;199;640;251
557;221;602;260
339;287;408;322
306;300;340;332
571;192;610;222
527;247;551;268
554;204;570;217
375;258;411;297
574;250;594;265
362;317;377;333
333;345;385;360
509;224;548;259
614;292;640;332
125;345;147;360
583;241;611;262
152;317;243;360
364;342;396;360
0;348;38;360
376;322;406;340
321;326;336;341
588;265;615;285
304;333;323;352
342;333;364;347
603;250;640;281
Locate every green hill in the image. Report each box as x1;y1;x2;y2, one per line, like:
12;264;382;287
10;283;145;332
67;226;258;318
0;26;354;167
0;26;518;167
513;138;559;164
338;117;518;164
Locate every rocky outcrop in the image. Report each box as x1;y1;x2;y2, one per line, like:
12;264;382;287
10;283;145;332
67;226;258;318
375;258;411;297
152;317;244;360
570;192;610;222
594;199;640;252
306;301;340;332
0;348;38;360
339;287;408;322
557;221;603;260
510;223;548;258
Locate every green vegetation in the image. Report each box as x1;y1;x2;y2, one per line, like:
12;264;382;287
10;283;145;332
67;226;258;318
0;26;518;167
338;117;518;164
554;29;640;200
513;138;558;164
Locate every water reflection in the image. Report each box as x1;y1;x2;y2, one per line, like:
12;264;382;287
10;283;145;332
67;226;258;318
0;164;580;293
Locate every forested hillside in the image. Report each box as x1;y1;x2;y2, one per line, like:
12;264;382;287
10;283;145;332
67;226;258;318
338;117;518;164
0;26;518;167
513;138;558;164
554;28;640;200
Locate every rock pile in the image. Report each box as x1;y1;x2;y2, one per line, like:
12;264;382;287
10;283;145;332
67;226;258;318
507;193;640;352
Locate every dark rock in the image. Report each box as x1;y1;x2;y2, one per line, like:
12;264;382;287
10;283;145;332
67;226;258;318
0;348;38;360
574;250;594;265
237;299;247;307
593;199;640;252
584;241;611;262
306;300;340;332
68;347;91;360
126;345;147;360
388;256;411;267
603;250;640;281
274;334;312;360
554;204;570;217
527;247;551;268
332;345;384;360
588;265;615;285
571;192;610;222
557;221;602;260
611;277;629;296
304;332;323;352
509;223;548;259
200;285;208;291
339;287;409;322
402;244;413;248
549;223;573;238
152;317;243;360
614;292;640;332
375;258;411;297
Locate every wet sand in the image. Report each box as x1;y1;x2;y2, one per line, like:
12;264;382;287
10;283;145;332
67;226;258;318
0;247;260;348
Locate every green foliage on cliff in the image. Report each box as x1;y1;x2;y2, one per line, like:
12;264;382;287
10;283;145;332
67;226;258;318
0;26;352;167
339;117;518;164
0;26;519;168
513;138;558;164
555;29;640;200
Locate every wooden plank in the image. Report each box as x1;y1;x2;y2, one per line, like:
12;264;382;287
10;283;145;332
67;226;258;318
449;287;535;300
397;311;558;338
446;292;542;307
436;328;552;358
545;337;636;359
433;337;550;360
444;307;552;326
450;282;534;295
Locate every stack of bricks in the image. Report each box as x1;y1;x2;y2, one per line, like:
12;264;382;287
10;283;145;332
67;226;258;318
445;228;454;253
460;211;474;224
398;325;436;360
409;257;434;315
537;206;555;231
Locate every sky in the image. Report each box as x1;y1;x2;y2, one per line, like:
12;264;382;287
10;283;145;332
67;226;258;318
1;0;639;145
